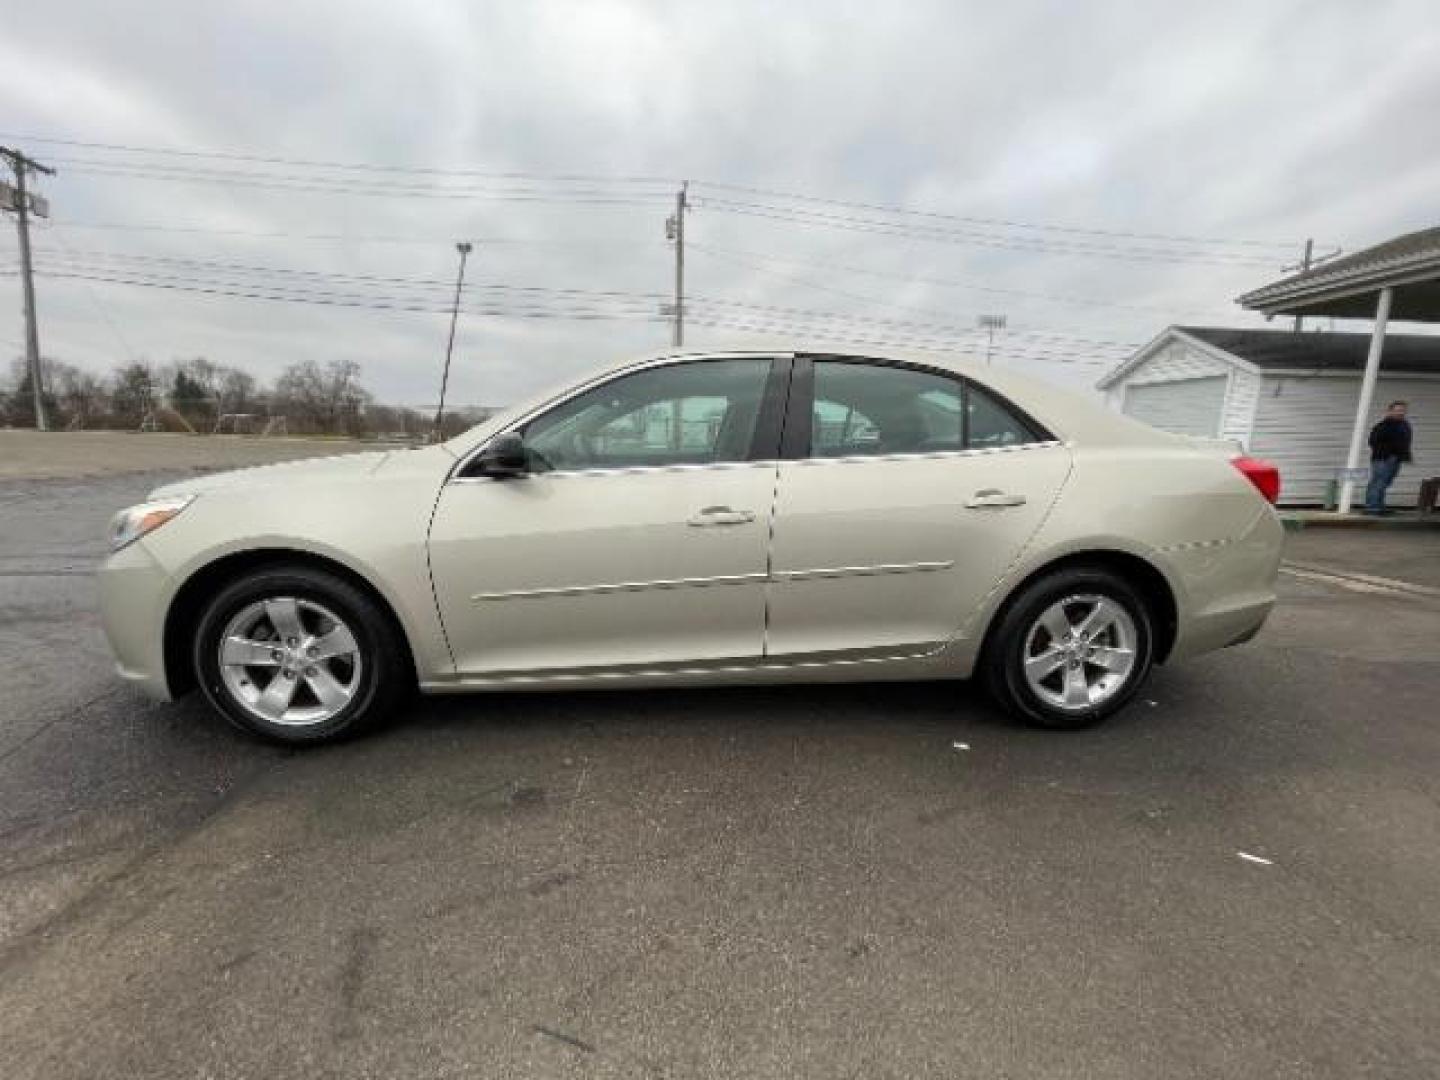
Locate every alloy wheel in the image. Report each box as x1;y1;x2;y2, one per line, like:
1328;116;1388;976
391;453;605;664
1021;593;1138;713
217;596;363;727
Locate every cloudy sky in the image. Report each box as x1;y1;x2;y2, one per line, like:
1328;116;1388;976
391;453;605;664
2;0;1438;409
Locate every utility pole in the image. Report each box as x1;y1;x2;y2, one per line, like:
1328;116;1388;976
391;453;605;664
977;313;1006;365
1292;238;1314;332
434;241;472;441
666;182;688;346
1;146;55;431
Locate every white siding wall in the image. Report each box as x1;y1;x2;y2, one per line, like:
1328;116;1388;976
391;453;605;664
1219;367;1263;448
1249;375;1440;506
1105;338;1261;448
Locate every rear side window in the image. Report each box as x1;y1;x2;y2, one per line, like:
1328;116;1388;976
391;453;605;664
810;362;963;457
967;382;1043;448
807;360;1044;457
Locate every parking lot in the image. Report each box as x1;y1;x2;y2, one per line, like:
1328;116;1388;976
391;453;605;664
2;433;1438;1079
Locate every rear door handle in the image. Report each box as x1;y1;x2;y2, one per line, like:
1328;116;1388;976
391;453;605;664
687;506;756;527
964;489;1027;509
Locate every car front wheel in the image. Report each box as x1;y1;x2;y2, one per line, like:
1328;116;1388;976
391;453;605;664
193;564;408;744
982;567;1155;729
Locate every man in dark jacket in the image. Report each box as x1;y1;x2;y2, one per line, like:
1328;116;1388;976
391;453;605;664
1365;400;1413;514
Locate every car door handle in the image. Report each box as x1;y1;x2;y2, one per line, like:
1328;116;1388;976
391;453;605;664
964;489;1027;509
687;506;756;527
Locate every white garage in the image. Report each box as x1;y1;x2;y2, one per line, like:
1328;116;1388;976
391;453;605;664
1097;326;1439;506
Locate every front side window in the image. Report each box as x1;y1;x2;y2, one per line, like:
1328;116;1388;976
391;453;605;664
522;359;773;472
807;360;1045;458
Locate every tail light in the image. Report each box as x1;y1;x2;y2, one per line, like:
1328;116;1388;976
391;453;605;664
1231;455;1280;504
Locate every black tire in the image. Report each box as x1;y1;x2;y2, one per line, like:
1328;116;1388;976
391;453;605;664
193;564;409;745
981;566;1155;730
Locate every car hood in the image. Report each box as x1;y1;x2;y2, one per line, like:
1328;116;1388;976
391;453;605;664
147;446;448;499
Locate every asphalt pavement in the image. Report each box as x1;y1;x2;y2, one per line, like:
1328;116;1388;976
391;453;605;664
2;465;1438;1079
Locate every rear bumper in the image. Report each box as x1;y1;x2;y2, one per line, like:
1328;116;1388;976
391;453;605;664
1169;595;1274;661
97;541;174;701
1164;506;1284;663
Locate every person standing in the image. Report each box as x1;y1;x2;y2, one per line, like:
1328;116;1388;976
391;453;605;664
1364;401;1413;514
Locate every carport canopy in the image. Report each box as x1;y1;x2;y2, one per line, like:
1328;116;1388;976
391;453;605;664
1236;225;1440;512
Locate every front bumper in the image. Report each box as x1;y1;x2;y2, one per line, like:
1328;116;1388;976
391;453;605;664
97;541;174;701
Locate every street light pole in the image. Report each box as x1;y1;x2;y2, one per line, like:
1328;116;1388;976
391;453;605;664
434;241;472;441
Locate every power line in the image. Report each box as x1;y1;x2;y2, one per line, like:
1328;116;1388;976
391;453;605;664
42;220;138;362
53;161;669;205
3;134;670;185
681;314;1113;365
29;245;673;298
49;220;666;250
693;242;1136;349
25;249;1132;354
688;240;1237;318
6;262;1124;363
3;133;1303;253
695;180;1296;251
3;266;666;320
695;197;1282;267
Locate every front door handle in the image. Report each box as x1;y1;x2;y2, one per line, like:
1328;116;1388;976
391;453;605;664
687;506;756;527
964;489;1027;509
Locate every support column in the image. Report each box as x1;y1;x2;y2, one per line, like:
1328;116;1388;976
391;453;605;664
1337;286;1393;514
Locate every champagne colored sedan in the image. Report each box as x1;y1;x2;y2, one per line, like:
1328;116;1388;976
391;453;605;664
98;350;1284;744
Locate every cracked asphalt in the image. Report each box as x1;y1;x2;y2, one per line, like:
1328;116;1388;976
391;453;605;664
2;447;1439;1079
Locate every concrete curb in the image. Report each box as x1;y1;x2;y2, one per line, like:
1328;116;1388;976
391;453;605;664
1281;512;1440;531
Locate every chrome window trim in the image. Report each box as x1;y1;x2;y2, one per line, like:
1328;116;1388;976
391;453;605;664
448;438;1064;484
448;459;781;484
446;352;792;484
787;439;1065;467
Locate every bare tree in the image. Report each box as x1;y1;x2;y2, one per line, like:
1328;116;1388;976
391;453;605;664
217;367;260;416
51;362;110;428
271;359;370;435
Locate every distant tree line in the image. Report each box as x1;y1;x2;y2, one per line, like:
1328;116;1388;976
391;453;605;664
1;355;496;439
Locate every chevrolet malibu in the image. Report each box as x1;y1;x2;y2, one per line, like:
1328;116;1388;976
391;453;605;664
99;350;1284;744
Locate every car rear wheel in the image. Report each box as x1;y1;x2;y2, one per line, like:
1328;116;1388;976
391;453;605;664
193;565;408;744
982;567;1155;729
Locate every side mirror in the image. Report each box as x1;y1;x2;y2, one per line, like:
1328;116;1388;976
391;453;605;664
473;431;529;478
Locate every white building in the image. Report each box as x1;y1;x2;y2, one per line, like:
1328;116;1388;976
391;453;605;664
1096;326;1438;506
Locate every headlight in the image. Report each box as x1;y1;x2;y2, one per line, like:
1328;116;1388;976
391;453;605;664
107;495;196;552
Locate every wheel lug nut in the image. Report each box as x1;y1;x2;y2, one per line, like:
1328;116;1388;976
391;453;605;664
271;649;283;661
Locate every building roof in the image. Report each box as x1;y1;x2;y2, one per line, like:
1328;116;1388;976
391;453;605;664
1236;225;1440;320
1180;326;1440;373
1096;325;1440;389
